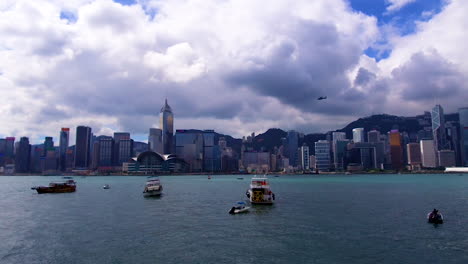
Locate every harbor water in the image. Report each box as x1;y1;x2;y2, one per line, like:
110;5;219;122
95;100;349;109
1;174;468;264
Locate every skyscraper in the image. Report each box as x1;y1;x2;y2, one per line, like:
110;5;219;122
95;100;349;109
148;128;163;153
75;126;92;169
315;140;330;172
43;137;54;156
407;143;422;169
459;107;468;166
15;137;30;173
420;139;437;168
175;130;204;172
287;130;299;167
160;99;174;154
300;144;310;170
388;130;403;171
98;137;114;167
59;128;69;171
352;128;365;143
367;130;381;143
431;104;449;152
113;132;130;166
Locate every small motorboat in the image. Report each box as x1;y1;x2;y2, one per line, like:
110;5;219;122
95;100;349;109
228;201;250;214
427;209;443;224
103;184;110;189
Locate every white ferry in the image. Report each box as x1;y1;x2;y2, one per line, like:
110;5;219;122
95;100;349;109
246;176;275;204
143;177;163;197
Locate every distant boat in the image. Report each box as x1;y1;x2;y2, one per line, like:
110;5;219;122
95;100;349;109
208;175;211;180
143;177;162;197
228;201;250;214
32;180;76;194
103;184;110;189
237;177;244;180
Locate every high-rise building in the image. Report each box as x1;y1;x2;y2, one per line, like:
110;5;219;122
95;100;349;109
407;143;422;169
367;130;381;143
438;150;456;168
459;107;468;166
43;137;54;156
75;126;92;169
287;130;299;167
0;138;6;166
5;137;15;163
300;144;310;170
333;139;349;171
175;130;204;172
315;140;330;172
420;139;436;168
431;104;449;152
445;122;462;166
59;128;69;171
15;137;30;173
352;128;365;143
113;132;130;166
388;130;403;171
148;128;163;154
98;137;114;167
118;139;133;165
203;130;217;172
160;99;174;154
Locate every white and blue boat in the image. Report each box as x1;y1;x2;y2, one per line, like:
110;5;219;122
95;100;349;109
143;177;163;197
228;201;250;214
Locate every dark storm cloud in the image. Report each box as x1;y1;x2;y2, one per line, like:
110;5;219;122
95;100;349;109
391;52;464;101
225;19;365;116
354;67;377;86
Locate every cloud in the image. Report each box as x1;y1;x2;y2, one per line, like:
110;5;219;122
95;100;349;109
0;0;467;144
386;0;417;12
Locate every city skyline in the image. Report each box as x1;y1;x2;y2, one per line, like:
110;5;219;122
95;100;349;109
1;0;468;141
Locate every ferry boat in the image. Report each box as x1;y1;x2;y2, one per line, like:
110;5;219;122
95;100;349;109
143;177;163;197
32;179;76;194
246;176;275;204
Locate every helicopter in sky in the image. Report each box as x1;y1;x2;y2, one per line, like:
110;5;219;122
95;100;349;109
317;96;327;100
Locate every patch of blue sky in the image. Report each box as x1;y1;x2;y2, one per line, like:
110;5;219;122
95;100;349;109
112;0;137;6
349;0;446;60
60;11;77;23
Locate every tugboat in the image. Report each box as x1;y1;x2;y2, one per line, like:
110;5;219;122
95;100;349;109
143;177;163;197
246;176;275;204
32;179;76;194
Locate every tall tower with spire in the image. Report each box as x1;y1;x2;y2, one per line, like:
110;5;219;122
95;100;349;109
160;99;174;154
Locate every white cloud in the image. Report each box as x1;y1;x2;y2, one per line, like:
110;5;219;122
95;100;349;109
0;0;466;144
386;0;417;12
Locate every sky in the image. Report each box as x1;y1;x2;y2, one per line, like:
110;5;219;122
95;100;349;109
0;0;467;144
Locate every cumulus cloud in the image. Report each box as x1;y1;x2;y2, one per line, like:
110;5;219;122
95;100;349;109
0;0;466;143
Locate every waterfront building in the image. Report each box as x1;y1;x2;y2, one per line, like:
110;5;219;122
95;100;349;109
431;104;449;152
420;139;437;168
388;130;403;171
352;128;365;143
315;140;330;172
287;130;299;167
438;150;456;168
160;99;174;154
175;130;204;172
113;132;131;166
5;137;15;163
91;141;100;170
334;139;350;171
98;136;114;167
15;137;30;173
445;122;462;166
242;151;270;173
309;155;316;170
0;138;6;166
148;128;163;154
59;128;69;171
367;130;381;143
300;144;310;170
459;107;468;166
75;126;92;169
30;145;43;173
345;142;378;170
123;151;188;174
42;150;58;173
203;130;221;172
43;137;54;156
118;139;133;165
407;143;422;170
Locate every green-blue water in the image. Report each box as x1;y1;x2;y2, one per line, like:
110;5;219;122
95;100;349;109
1;174;468;264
